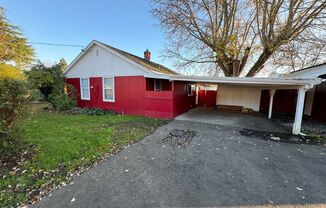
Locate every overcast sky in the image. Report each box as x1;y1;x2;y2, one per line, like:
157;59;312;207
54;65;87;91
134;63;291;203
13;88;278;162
1;0;172;68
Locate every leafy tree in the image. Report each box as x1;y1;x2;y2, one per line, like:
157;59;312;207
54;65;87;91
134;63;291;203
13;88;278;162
58;58;68;72
26;61;60;100
0;65;30;134
0;63;25;80
151;0;326;77
26;60;76;109
0;7;34;66
0;6;33;139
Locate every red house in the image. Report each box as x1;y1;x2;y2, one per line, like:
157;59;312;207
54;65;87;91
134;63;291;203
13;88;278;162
64;40;196;118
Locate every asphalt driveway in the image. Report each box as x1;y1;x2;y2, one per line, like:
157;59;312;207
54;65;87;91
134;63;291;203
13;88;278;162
34;114;326;208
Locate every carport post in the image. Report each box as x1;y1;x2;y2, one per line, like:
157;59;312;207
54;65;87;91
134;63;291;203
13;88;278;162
292;87;306;135
268;89;276;119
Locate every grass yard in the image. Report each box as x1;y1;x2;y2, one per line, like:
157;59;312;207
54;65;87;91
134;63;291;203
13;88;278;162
0;104;167;207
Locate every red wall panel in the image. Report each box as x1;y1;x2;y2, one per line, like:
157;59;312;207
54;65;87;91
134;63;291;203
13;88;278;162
144;91;174;118
198;90;217;107
66;76;146;116
172;81;196;116
311;82;326;122
260;89;297;115
66;77;195;119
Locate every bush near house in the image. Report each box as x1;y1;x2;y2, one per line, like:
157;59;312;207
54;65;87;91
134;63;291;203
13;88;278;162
0;103;167;207
0;64;31;157
26;60;76;110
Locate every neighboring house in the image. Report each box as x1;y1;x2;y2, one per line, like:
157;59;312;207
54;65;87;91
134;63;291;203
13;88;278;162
64;40;196;118
260;63;326;122
65;40;322;134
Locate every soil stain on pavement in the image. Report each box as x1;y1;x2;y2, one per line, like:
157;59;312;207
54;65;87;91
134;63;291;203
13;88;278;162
240;129;326;146
162;129;196;147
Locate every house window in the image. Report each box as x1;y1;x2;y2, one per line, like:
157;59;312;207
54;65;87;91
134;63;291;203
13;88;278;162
80;78;90;100
154;79;162;91
187;84;195;96
103;77;115;102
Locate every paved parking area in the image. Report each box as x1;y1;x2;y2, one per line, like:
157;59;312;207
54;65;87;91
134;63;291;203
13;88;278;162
175;108;287;133
34;113;326;208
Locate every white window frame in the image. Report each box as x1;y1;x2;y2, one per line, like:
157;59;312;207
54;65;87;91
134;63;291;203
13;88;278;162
80;78;90;100
187;84;195;96
154;79;162;91
102;77;115;102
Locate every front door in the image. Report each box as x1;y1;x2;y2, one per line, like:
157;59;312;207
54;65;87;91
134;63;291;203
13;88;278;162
89;77;101;107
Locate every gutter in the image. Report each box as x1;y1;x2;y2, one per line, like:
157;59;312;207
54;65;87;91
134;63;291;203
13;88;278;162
168;75;322;86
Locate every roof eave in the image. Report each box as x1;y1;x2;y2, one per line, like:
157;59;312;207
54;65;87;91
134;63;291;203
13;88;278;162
169;75;322;87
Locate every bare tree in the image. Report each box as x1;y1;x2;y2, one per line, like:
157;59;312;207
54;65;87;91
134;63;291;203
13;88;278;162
272;28;326;72
151;0;326;77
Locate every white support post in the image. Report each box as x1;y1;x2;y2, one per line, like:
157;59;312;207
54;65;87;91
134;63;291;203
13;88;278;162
195;84;199;105
292;87;306;135
268;89;276;119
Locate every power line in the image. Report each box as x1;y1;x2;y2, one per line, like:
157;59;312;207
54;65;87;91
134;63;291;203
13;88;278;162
28;41;84;48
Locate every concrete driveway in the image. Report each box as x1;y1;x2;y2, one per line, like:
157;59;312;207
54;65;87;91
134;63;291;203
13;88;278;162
175;108;287;133
34;112;326;208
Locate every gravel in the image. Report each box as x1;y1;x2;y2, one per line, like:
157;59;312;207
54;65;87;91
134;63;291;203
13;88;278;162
162;129;196;147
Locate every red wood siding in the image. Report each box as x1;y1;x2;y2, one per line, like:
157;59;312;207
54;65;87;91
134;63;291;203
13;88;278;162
66;76;146;116
144;91;174;118
66;77;195;119
311;82;326;122
198;90;217;107
260;89;297;115
172;81;196;116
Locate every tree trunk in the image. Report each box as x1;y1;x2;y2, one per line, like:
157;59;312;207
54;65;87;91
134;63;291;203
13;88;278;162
246;50;273;77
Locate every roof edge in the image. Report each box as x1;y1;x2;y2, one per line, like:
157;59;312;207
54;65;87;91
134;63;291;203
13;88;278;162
64;40;178;78
169;75;322;86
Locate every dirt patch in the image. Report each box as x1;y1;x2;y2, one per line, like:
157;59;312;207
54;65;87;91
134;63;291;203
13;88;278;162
0;139;35;177
163;129;196;147
273;113;326;138
240;129;326;146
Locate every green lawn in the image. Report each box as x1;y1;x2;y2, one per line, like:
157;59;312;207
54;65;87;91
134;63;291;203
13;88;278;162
0;104;167;207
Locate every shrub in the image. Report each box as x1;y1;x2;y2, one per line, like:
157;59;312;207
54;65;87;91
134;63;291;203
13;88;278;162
60;107;116;116
48;84;76;111
25;61;61;100
0;78;30;134
26;60;76;110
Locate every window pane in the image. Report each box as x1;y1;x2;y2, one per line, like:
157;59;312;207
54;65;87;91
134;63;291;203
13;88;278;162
155;80;162;90
81;79;88;89
82;89;90;99
104;78;113;88
104;89;113;100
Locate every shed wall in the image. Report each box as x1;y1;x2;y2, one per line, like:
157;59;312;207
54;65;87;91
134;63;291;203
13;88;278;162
217;85;261;111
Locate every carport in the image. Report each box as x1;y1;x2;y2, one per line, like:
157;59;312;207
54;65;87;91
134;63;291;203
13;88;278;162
169;75;322;135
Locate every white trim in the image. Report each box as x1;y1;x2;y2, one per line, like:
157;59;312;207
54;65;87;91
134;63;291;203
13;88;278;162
102;77;115;102
286;64;326;79
268;89;276;119
169;75;322;87
80;78;90;100
187;84;194;96
293;87;306;134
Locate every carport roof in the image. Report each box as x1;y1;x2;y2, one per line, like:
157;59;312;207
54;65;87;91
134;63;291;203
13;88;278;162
169;75;322;88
